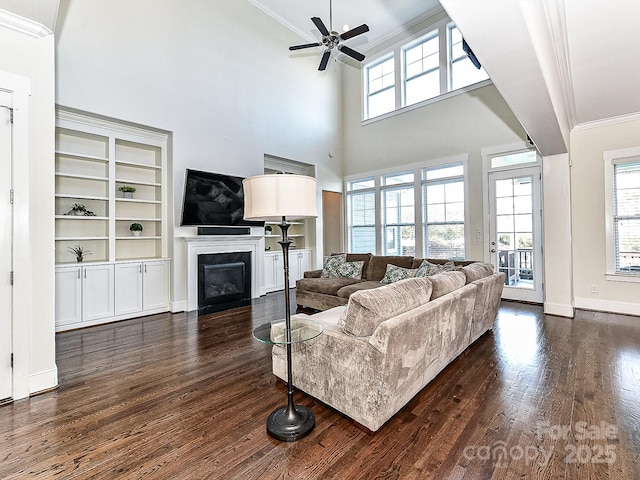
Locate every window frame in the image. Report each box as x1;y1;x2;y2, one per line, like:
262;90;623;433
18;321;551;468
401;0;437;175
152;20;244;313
364;55;395;120
402;29;440;107
346;178;377;254
422;163;466;259
381;172;416;256
362;18;492;122
344;155;468;258
604;146;640;282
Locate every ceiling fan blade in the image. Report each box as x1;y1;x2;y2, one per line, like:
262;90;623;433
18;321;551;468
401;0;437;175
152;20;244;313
289;42;323;51
318;50;331;71
311;17;330;37
338;45;365;62
339;23;369;41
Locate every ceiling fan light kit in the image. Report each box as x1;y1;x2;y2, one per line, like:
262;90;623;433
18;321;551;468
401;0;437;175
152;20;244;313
289;0;369;71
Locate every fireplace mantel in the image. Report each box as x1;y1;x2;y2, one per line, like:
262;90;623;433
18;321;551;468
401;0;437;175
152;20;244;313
183;235;265;311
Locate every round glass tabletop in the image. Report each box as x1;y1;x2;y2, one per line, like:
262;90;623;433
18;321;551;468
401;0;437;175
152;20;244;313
253;317;323;345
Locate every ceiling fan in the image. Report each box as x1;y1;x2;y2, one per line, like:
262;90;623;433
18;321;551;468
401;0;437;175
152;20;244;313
289;0;369;71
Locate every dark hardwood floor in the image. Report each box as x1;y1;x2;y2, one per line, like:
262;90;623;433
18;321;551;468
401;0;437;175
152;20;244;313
1;293;639;479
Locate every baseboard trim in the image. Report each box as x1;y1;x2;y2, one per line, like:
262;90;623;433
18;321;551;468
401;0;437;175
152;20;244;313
543;302;574;318
171;300;187;313
30;366;58;396
574;297;640;317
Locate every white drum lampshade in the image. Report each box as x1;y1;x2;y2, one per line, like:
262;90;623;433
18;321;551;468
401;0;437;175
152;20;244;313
243;174;318;221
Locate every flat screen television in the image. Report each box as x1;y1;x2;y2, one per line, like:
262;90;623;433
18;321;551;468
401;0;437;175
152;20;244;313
180;169;263;227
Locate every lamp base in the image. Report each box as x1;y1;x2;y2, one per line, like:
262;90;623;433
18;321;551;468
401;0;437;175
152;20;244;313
266;405;315;442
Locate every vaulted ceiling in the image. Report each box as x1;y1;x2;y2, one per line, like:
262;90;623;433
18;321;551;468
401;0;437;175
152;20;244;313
5;0;640;157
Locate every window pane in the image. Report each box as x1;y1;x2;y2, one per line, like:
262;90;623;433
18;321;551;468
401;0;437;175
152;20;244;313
348;189;376;253
422;163;465;259
368;88;395;118
450;58;489;90
383;185;415;256
383;172;414;185
426;224;465;259
368;58;394;94
348;178;375;191
491;151;537;169
425;164;464;180
406;70;440;106
614;161;640;272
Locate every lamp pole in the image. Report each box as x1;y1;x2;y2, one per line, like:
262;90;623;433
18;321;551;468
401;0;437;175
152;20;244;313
265;217;315;441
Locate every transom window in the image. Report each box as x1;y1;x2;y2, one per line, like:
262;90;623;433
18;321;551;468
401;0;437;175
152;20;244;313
364;20;490;121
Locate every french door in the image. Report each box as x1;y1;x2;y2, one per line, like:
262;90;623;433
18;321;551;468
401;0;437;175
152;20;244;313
488;166;543;303
0;90;13;401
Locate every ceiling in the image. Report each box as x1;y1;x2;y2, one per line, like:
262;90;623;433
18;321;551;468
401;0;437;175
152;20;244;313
248;0;442;53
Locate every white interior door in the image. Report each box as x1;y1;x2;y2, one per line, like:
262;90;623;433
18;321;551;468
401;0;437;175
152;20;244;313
488;166;544;303
0;92;13;401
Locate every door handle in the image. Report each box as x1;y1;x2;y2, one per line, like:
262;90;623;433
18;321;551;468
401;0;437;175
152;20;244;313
490;249;496;253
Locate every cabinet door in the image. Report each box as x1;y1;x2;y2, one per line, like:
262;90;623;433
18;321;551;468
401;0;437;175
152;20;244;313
142;260;169;311
298;250;312;279
264;252;279;293
115;262;143;315
289;252;301;288
274;252;285;290
55;266;82;327
83;264;115;322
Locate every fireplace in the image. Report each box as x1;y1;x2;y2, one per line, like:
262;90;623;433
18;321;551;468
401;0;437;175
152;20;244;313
198;252;251;314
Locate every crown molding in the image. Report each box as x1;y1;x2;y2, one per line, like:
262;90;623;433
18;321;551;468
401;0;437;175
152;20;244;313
0;8;52;38
573;111;640;132
247;0;312;42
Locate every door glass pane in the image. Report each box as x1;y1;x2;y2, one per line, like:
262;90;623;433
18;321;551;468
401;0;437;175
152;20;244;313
495;176;534;289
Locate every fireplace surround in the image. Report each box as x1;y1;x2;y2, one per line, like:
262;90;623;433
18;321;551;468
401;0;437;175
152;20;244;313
184;235;264;312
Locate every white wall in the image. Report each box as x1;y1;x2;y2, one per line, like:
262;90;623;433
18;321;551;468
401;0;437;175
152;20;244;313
55;0;344;309
0;17;57;397
571;117;640;315
341;65;527;261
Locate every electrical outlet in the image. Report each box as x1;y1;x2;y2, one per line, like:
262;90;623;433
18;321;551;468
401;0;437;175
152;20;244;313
476;228;482;242
591;284;598;294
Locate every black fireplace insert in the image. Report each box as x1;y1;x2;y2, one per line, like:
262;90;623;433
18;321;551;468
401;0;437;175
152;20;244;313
198;252;251;314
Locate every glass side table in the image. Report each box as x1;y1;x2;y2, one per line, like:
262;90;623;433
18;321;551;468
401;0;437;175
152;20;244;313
253;317;323;442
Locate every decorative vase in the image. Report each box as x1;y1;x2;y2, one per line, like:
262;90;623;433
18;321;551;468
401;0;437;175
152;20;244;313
76;256;83;262
122;192;133;199
132;231;141;237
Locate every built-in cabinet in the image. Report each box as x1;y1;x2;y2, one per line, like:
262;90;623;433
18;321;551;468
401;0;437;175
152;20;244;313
55;108;170;331
264;249;312;293
55;259;169;332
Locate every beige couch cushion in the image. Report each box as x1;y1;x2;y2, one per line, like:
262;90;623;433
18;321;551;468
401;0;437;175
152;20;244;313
458;262;494;283
340;277;433;337
429;270;466;299
336;281;382;298
296;277;364;296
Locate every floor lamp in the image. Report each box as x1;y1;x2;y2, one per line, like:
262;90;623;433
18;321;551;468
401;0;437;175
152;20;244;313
243;173;318;441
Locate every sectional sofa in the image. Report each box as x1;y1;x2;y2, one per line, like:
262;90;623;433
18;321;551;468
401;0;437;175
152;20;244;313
295;253;474;312
275;261;505;432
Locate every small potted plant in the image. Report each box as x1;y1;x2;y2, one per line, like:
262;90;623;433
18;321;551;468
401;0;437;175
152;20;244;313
265;225;273;236
118;185;136;198
66;203;96;216
129;223;143;236
67;244;91;262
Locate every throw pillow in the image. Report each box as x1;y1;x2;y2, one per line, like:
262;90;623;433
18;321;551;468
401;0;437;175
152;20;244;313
321;254;347;278
335;260;365;279
415;260;455;277
380;264;418;284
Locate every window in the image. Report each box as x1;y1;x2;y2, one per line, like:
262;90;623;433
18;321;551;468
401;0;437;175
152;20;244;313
490;150;537;169
363;20;491;120
366;57;395;119
382;172;415;256
614;161;640;272
403;31;439;106
448;24;489;91
422;164;465;259
347;178;376;254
